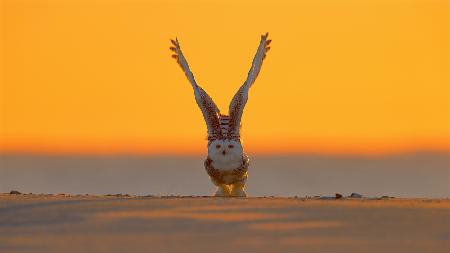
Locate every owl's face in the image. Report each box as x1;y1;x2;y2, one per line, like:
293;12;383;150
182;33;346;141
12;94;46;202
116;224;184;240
208;139;243;168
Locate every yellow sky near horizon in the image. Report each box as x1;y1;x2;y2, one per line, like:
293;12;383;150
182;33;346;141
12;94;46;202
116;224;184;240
1;0;449;155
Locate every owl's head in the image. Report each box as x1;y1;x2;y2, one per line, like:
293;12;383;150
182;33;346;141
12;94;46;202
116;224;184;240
208;139;243;163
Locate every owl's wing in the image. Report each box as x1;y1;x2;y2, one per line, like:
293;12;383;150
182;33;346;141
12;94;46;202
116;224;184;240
170;38;222;137
228;33;271;137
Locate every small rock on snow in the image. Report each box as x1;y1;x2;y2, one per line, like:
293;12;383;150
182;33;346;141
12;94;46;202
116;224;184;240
350;193;363;198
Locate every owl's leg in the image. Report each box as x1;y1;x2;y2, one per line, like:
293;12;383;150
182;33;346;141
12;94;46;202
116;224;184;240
209;177;231;197
214;184;231;197
230;179;247;197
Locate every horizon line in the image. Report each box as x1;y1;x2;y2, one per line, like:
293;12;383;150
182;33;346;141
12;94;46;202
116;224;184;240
1;148;449;158
1;136;449;156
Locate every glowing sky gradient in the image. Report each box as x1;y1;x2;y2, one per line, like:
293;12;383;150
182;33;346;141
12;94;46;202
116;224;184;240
1;0;449;155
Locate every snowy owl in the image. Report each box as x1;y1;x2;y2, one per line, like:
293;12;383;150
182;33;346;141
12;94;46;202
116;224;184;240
170;33;271;197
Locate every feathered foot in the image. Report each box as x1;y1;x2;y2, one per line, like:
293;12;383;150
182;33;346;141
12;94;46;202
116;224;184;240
214;184;231;197
230;182;247;197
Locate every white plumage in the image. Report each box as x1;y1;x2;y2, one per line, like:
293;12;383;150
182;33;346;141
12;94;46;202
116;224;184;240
170;33;271;197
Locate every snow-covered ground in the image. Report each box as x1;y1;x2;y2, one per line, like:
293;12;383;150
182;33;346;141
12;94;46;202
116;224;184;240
0;195;449;253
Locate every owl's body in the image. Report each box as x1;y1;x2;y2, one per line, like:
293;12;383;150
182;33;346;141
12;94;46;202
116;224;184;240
170;33;271;197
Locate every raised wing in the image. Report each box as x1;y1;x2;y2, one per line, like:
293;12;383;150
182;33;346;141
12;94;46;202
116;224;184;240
228;33;271;137
170;38;222;138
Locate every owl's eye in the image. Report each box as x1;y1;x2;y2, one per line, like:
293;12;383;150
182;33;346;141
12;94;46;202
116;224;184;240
228;144;234;149
215;144;221;149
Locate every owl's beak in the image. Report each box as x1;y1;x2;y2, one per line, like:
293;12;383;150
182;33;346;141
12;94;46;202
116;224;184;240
222;150;226;155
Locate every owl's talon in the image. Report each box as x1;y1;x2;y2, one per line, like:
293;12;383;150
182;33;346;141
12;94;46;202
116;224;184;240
230;189;247;197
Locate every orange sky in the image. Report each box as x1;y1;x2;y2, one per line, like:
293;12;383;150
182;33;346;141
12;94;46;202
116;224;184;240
1;0;449;155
